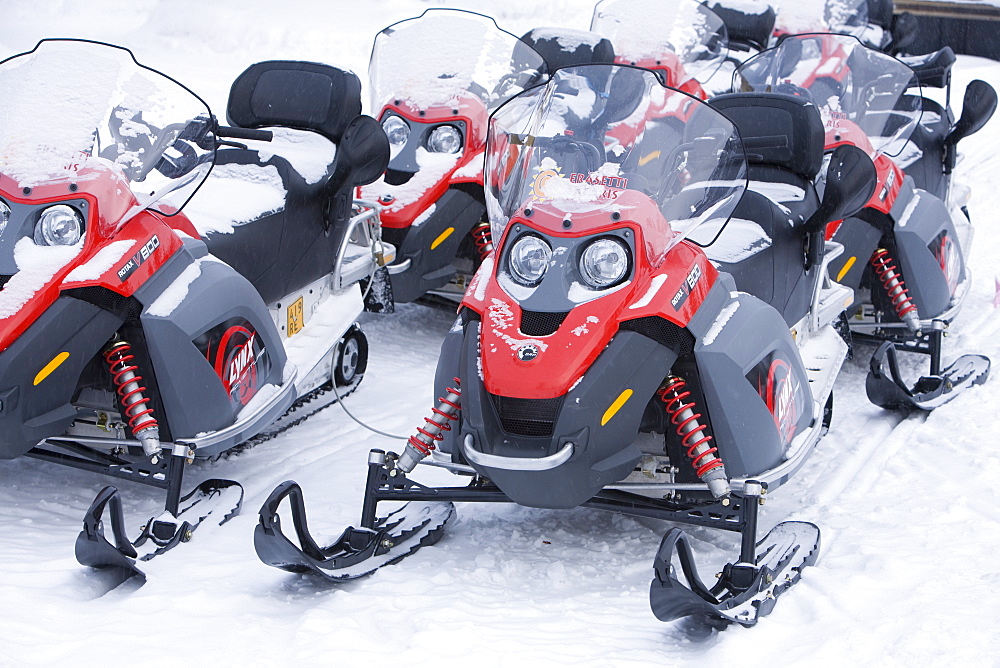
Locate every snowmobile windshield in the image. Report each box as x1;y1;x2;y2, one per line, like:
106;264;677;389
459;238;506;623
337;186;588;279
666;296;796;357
0;40;215;219
485;65;747;265
589;0;729;85
369;9;547;114
769;0;869;36
734;34;921;158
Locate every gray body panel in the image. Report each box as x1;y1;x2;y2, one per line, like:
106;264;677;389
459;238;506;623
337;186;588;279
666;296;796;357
133;238;288;451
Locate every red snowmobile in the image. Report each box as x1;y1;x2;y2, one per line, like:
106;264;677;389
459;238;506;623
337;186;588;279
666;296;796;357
360;9;546;305
588;0;731;99
735;33;994;409
0;39;390;586
254;63;880;626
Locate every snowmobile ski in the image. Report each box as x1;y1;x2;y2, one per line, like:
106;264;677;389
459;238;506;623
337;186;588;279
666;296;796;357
650;520;821;627
866;341;990;410
254;480;454;580
76;479;243;590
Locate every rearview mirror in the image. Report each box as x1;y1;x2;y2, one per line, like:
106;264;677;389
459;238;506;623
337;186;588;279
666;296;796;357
805;144;877;268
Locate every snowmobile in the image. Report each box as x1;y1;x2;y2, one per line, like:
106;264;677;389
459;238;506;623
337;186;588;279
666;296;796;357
735;33;993;409
360;9;547;306
0;39;390;585
254;63;881;626
588;0;731;99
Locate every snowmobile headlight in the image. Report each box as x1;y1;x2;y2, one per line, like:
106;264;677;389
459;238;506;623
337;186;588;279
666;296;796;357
427;125;462;154
580;237;629;288
382;115;410;146
34;204;83;246
508;234;552;286
0;200;10;236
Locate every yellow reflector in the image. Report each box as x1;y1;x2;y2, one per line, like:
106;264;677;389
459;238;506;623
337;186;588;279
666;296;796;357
34;352;70;386
638;151;661;167
601;389;633;426
836;256;857;282
430;227;455;250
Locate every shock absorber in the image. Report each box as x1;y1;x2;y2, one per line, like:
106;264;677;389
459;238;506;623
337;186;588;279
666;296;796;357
104;339;162;463
658;375;731;499
470;221;494;262
870;248;921;333
395;378;461;473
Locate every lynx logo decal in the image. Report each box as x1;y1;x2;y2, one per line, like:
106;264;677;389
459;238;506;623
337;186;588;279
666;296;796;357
194;318;271;410
116;235;160;282
747;354;805;447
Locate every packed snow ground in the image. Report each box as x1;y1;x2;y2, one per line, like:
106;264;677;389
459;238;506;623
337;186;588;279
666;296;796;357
1;1;999;665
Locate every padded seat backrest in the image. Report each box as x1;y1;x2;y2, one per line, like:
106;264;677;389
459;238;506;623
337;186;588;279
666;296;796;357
227;61;362;144
709;92;825;182
519;28;615;73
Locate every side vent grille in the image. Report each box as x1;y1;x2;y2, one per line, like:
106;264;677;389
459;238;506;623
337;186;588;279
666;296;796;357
520;310;569;337
490;394;561;437
619;317;696;357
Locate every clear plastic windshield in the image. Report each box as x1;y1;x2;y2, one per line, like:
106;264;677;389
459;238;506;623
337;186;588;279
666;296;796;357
735;34;921;158
589;0;729;85
369;9;547;113
770;0;869;35
0;40;215;217
485;65;747;264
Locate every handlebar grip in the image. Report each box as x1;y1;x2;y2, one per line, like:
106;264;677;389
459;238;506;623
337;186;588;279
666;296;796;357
216;126;273;142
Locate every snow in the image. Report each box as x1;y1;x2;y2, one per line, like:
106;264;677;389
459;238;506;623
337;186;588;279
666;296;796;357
185;163;287;236
145;256;202;317
0;237;84;318
63;240;135;283
1;2;1000;666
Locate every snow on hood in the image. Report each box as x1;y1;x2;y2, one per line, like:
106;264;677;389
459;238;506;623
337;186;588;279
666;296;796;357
63;239;135;283
0;237;85;319
360;148;460;213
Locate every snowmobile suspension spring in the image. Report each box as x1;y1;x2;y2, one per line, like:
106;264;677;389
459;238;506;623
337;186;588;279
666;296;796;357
870;249;920;327
471;221;494;262
104;340;158;436
658;376;728;486
396;379;462;474
409;378;462;456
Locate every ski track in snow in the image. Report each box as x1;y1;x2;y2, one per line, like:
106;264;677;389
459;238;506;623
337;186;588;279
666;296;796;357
1;1;1000;665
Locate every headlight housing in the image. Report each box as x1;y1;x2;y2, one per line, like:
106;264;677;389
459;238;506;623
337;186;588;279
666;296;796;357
580;237;629;288
381;115;410;146
0;199;10;236
34;204;84;246
508;235;552;286
427;125;462;154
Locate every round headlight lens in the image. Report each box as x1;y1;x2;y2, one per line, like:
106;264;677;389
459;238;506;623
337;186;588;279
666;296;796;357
508;235;552;286
427;125;462;154
0;200;10;236
381;115;410;146
580;238;629;288
34;205;83;246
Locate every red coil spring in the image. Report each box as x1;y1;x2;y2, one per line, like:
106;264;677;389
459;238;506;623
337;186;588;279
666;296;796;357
870;249;918;320
658;377;724;478
471;222;494;262
104;341;158;435
408;378;461;456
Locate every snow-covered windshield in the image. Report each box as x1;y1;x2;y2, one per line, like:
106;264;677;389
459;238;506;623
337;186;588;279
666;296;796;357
0;40;215;217
486;65;747;265
735;33;921;158
769;0;869;36
589;0;729;85
369;9;547;114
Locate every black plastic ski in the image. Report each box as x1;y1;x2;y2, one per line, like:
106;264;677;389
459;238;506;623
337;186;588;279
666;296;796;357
254;480;454;580
866;341;990;410
650;520;821;627
76;479;243;590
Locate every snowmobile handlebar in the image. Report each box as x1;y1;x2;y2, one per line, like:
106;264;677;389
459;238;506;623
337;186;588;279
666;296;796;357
216;125;274;142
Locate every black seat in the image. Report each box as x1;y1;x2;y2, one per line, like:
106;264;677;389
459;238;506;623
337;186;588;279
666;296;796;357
707;93;826;325
201;61;388;306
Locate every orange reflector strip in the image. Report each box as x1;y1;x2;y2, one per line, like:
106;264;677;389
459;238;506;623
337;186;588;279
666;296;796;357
601;389;633;426
836;256;857;282
34;352;70;386
431;227;455;250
